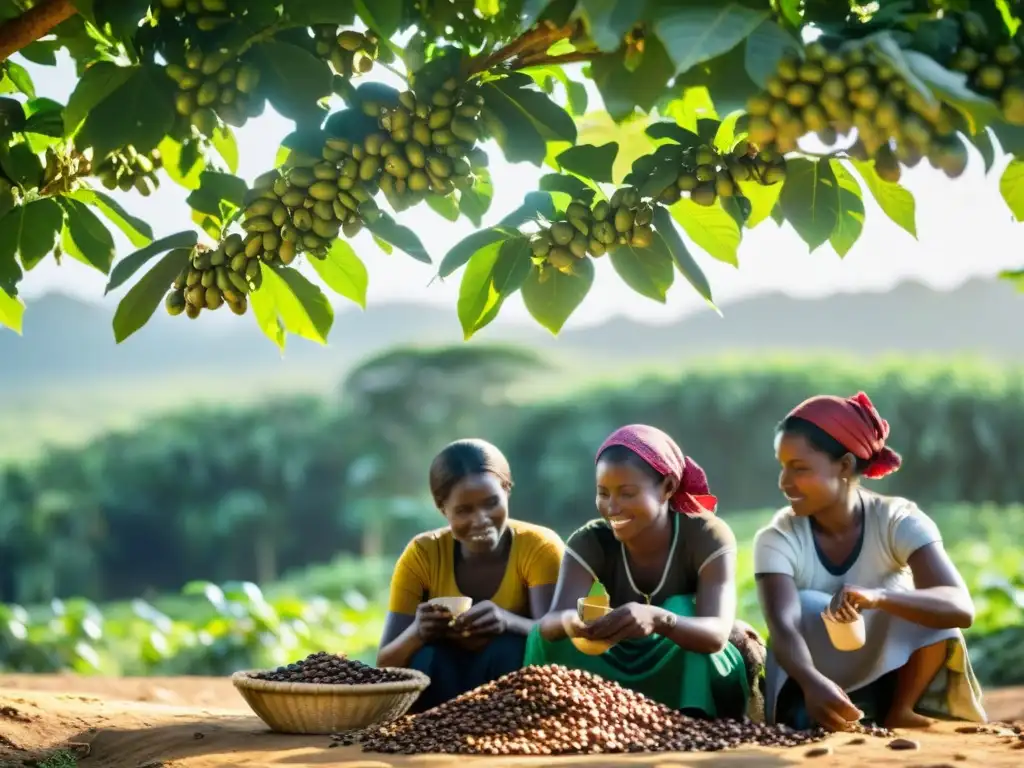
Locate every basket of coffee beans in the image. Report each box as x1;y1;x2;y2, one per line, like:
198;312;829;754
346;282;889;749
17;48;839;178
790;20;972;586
231;652;430;734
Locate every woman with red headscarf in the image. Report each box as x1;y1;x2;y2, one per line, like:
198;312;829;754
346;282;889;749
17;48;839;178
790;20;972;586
755;393;985;733
523;425;753;718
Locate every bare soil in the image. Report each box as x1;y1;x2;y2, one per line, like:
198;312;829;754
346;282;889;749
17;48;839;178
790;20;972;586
1;674;1023;767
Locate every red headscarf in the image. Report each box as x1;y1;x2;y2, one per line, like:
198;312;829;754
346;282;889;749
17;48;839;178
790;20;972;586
786;392;902;479
596;424;717;514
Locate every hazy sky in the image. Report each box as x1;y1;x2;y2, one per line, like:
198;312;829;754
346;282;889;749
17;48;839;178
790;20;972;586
16;52;1024;330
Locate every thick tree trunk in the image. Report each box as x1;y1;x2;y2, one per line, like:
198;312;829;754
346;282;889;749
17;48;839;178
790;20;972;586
0;0;77;63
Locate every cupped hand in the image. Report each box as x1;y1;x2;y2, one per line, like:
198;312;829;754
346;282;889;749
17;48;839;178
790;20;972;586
414;602;452;643
450;600;507;637
584;602;658;643
828;585;883;623
803;675;864;732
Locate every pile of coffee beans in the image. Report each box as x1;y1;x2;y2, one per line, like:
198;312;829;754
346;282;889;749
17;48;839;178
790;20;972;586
251;652;413;685
349;665;849;756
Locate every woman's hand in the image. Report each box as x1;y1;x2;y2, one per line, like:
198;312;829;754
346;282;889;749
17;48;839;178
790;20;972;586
828;585;883;622
450;600;508;637
414;603;452;643
584;602;660;643
801;675;864;732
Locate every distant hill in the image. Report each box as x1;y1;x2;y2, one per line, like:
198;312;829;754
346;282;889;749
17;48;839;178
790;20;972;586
3;277;1022;391
1;277;1020;460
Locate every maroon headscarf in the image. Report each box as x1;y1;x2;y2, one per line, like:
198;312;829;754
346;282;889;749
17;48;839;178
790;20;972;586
596;424;717;514
786;392;902;479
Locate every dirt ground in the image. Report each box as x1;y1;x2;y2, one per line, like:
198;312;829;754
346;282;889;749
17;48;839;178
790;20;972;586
0;675;1023;768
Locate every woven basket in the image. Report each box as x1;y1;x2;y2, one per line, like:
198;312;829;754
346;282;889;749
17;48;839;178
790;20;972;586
231;668;431;735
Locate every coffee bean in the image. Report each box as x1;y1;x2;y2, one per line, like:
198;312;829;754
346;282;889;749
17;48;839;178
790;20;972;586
887;737;920;751
956;725;984;734
805;746;832;757
847;737;866;745
353;665;844;756
252;651;412;686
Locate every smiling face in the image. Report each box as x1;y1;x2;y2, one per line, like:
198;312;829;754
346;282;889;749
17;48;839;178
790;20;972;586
439;472;510;554
595;453;676;543
775;430;854;517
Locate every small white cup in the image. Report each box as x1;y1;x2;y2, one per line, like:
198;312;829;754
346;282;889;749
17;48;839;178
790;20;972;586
821;610;866;652
428;596;473;617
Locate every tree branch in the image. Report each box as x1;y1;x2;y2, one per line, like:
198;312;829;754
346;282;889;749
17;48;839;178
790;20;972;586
516;50;603;68
0;0;77;63
468;21;581;75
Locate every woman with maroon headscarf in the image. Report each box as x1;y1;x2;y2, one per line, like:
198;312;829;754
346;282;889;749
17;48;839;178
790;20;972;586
755;393;985;732
524;425;752;718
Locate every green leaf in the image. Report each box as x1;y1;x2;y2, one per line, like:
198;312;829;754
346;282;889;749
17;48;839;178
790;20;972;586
426;193;459;222
23;98;65;137
0;284;23;334
186;172;247;217
113;248;191;343
251;41;333;125
69;189;153;247
591;37;675;122
736;178;782;229
458;237;532;338
0;143;43;189
1000;160;1024;222
250;281;287;351
367;213;431;263
669;198;741;266
902;49;1001;134
18;199;64;270
354;0;402;39
3;61;34;98
286;0;357;25
712;112;745;153
579;0;647;52
483;78;577;164
211;125;239;174
439;228;509;278
456;168;491;228
105;231;198;295
829;162;865;257
78;64;176;159
61;199;116;273
19;40;58;66
645;122;703;149
653;2;769;77
259;265;335;345
521;258;594;334
652;206;714;305
556;142;618;183
372;234;393;255
539;173;595;202
973;128;997;174
308;239;369;308
609;237;675;303
849;158;917;239
743;19;801;88
158;137;205;190
778;158;840;252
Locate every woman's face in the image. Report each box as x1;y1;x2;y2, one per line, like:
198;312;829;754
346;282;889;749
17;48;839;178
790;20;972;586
440;472;509;554
775;431;851;516
595;458;674;543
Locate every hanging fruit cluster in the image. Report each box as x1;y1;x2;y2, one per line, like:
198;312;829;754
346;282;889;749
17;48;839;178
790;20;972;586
166;47;263;134
312;25;379;79
155;0;232;33
165;235;260;319
653;140;786;209
746;41;969;182
371;79;486;211
949;13;1024;126
94;146;162;195
529;188;655;276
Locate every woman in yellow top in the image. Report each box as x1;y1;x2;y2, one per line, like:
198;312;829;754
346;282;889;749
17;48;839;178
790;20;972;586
378;438;564;711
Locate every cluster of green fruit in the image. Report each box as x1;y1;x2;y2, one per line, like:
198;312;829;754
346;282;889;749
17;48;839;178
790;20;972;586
369;79;486;212
166;47;263;134
239;155;374;267
165;235;260;319
312;26;379;79
94;146;162;196
949;14;1024;126
653;141;787;209
746;41;967;182
155;0;231;33
529;188;654;275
